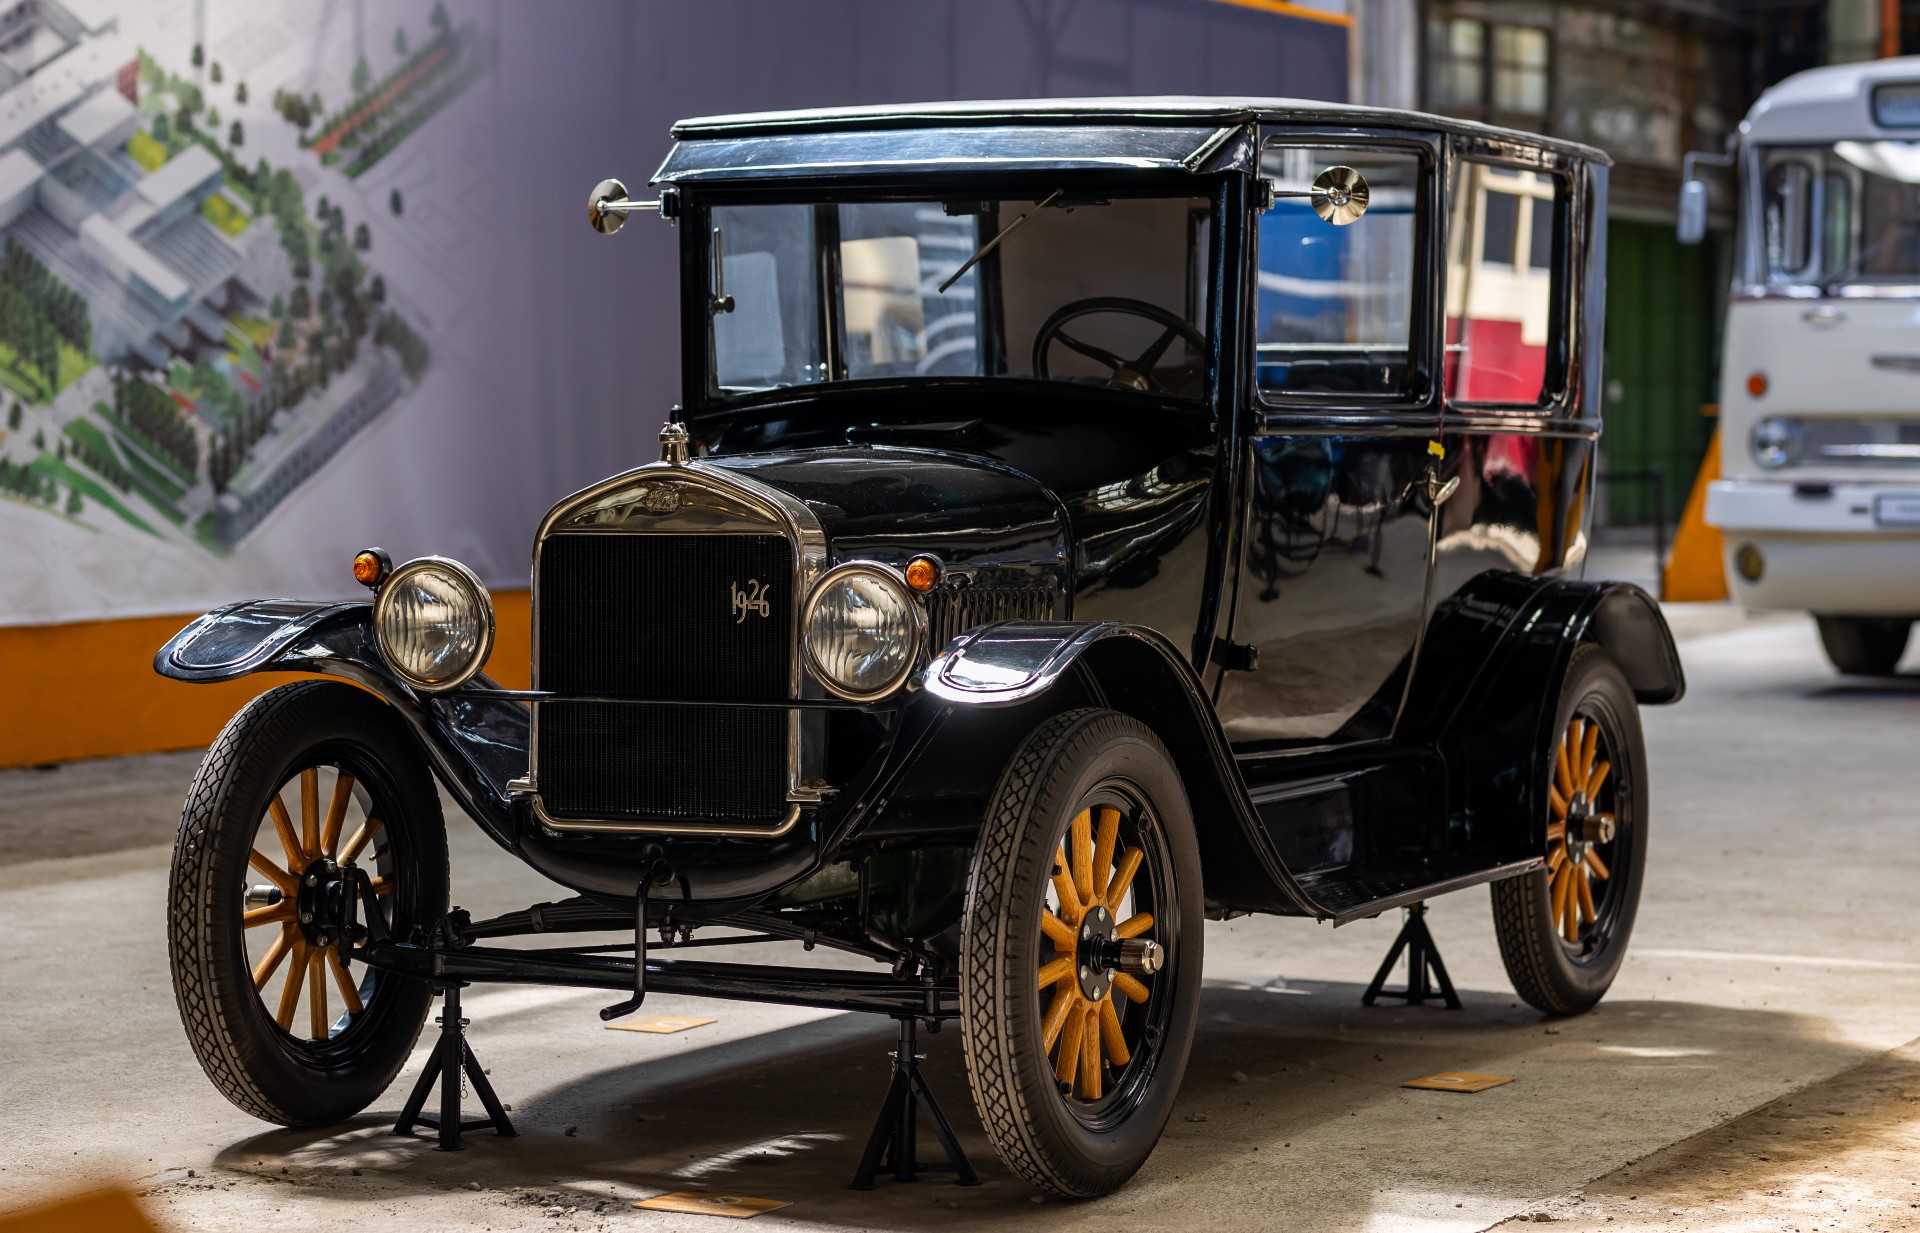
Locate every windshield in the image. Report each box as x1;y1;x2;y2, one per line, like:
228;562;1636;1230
705;193;1214;401
1749;142;1920;291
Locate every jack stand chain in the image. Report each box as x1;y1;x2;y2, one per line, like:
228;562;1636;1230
393;984;518;1150
849;1016;980;1189
1361;901;1462;1009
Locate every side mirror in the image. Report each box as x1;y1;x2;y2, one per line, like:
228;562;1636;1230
1261;166;1371;226
1676;179;1708;246
587;178;677;235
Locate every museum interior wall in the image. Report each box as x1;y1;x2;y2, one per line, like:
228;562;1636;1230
0;0;1347;766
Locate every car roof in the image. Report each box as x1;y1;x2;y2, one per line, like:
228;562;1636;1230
669;95;1610;164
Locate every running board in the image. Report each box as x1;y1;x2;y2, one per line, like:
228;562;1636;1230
1297;857;1542;925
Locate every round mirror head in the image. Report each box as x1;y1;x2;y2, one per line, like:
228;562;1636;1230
1312;166;1370;226
588;177;629;235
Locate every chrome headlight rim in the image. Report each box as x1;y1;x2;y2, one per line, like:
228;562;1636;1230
801;561;927;703
372;555;496;693
1751;416;1802;469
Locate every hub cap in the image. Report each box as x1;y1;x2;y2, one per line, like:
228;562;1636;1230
1038;802;1159;1102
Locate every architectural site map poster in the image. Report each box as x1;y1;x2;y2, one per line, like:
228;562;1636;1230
0;0;1347;626
0;0;549;625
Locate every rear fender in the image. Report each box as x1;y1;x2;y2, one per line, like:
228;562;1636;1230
1401;571;1684;865
154;599;527;854
859;622;1321;917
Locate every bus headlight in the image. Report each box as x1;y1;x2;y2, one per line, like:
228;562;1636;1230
372;557;495;691
803;563;924;701
1750;417;1801;469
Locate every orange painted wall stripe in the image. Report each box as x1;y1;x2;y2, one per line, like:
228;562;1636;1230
1209;0;1352;28
0;591;531;769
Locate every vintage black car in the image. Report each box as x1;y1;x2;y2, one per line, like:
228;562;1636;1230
157;97;1683;1198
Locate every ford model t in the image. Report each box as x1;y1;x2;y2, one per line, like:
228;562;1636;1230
158;98;1682;1198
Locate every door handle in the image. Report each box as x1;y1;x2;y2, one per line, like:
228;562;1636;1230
1425;469;1460;507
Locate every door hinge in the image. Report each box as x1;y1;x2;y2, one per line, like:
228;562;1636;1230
1210;637;1259;672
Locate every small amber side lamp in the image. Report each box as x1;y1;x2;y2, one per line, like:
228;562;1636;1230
904;555;942;593
352;547;392;590
1746;371;1769;399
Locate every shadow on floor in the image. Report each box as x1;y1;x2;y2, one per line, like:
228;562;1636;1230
209;980;1876;1230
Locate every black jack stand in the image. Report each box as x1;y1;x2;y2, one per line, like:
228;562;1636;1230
393;984;518;1150
849;1017;980;1189
1361;902;1462;1009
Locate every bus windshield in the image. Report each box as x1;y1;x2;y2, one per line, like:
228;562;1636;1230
1751;142;1920;292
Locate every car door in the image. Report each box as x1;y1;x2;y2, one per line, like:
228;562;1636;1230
1424;140;1591;647
1214;135;1445;752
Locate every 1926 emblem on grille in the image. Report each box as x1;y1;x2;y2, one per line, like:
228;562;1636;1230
731;579;771;623
638;485;680;514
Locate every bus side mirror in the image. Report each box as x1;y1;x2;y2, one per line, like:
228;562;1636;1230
1676;179;1708;246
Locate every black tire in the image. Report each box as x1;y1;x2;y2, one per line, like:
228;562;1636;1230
1492;645;1646;1017
167;681;449;1126
959;709;1203;1198
1815;615;1912;676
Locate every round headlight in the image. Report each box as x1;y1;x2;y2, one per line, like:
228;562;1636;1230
803;563;924;701
1750;416;1800;469
372;557;495;691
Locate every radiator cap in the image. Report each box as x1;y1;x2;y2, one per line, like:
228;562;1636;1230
660;420;689;465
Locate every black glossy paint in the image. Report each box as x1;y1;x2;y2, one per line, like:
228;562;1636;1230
155;101;1682;946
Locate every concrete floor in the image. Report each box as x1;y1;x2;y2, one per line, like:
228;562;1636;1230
3;607;1919;1231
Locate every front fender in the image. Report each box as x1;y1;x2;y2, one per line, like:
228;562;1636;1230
908;622;1321;917
154;599;528;856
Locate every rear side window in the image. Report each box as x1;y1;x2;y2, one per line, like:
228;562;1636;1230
1444;161;1563;406
1255;143;1423;400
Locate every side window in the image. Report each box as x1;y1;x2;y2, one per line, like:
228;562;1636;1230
1444;161;1561;406
1256;144;1422;399
710;204;820;392
1762;157;1813;281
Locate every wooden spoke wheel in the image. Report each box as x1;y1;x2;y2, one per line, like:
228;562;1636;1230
961;710;1202;1198
168;682;448;1127
1546;712;1620;953
1493;646;1648;1016
1038;799;1163;1107
241;764;393;1045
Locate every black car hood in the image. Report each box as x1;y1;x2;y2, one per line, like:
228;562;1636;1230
709;446;1071;590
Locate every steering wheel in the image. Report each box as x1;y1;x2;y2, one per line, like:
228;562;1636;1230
1032;296;1208;396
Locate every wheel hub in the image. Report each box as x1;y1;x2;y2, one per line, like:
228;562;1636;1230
296;858;351;946
1076;905;1117;1000
1563;791;1616;863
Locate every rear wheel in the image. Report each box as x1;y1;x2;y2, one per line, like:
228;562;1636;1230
1815;615;1912;676
960;709;1202;1198
167;681;448;1126
1493;646;1646;1016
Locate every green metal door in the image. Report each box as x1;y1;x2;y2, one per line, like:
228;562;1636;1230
1600;219;1722;525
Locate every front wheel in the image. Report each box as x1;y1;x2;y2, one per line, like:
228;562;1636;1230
167;681;449;1126
1815;615;1912;676
1492;645;1647;1016
959;709;1202;1198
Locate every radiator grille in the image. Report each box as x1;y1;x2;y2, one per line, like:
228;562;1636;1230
535;533;792;825
928;585;1059;651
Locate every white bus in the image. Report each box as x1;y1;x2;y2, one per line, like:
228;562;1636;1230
1681;57;1920;674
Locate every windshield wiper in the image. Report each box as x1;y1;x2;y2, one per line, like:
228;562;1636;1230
1822;214;1920;292
938;188;1063;294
